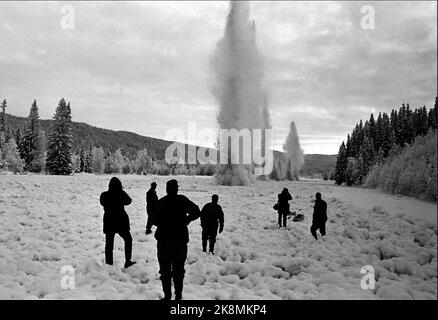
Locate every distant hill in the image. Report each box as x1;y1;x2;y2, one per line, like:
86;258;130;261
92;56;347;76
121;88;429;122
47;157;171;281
6;114;174;159
301;154;337;176
5;113;337;174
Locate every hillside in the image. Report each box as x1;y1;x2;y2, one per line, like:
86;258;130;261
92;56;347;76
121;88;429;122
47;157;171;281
6;114;173;159
5;114;336;175
301;154;337;176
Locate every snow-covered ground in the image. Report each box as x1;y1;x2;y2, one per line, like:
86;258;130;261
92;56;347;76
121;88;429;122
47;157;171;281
301;180;437;224
0;174;436;300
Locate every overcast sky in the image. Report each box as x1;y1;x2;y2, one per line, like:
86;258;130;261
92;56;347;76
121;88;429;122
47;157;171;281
0;1;436;154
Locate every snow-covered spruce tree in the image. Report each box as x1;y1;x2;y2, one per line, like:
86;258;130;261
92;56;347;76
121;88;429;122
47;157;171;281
3;138;24;173
91;146;105;174
0;133;4;170
428;97;437;130
344;157;358;186
0;99;7;134
334;141;347;185
71;153;81;173
0;130;4;153
46;98;73;175
79;149;85;172
32;130;47;173
84;147;93;173
361;135;375;177
381;113;392;157
15;128;21;148
19;100;44;172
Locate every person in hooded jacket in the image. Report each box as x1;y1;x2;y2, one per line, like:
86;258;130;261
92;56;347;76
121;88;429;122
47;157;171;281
200;194;224;254
277;188;292;228
100;177;136;268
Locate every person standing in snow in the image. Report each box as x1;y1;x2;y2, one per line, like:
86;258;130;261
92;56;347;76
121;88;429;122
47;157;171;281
276;188;292;228
152;179;200;301
310;192;327;240
200;194;224;254
145;182;158;235
100;177;136;268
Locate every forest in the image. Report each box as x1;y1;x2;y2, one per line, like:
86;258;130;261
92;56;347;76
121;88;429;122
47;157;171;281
334;97;437;201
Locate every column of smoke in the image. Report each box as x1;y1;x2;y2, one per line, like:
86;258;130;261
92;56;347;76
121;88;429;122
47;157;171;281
270;121;304;181
210;1;271;186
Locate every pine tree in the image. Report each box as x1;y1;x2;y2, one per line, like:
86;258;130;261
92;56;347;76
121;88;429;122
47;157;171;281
356;120;364;154
84;147;93;173
46;98;73;175
91;146;105;174
390;109;398;142
350;121;364;157
404;104;415;144
419;106;429;136
354;153;365;184
79;149;85;172
15;128;21;147
374;112;383;152
428;97;437;130
381;113;392;157
375;147;385;164
3;138;24;173
334;142;348;185
368;113;376;147
361;135;375;176
0;99;7;134
350;127;358;157
393;108;404;146
19;100;43;172
0;133;4;169
346;134;352;157
33;130;47;172
344;157;357;186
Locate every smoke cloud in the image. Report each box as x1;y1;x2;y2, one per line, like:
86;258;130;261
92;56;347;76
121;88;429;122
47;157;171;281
211;1;271;185
270;121;304;181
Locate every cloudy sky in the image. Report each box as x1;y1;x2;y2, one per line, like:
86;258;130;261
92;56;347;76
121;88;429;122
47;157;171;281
0;1;436;154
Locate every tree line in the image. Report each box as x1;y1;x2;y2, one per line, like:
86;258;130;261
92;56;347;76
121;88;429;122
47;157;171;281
0;98;216;176
334;97;437;200
0;98;73;174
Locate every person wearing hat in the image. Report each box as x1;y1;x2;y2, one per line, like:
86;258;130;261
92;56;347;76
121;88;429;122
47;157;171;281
152;179;200;300
145;182;158;234
100;177;136;268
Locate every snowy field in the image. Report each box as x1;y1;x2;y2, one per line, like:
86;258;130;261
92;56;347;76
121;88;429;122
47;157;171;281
0;174;436;300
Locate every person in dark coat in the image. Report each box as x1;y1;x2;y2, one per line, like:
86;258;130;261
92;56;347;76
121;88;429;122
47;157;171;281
310;192;327;240
145;182;158;234
100;177;136;268
277;188;292;228
152;179;200;301
200;194;224;254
